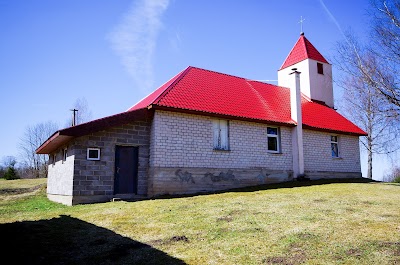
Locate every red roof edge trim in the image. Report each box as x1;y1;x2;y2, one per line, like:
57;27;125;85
36;109;152;154
36;131;61;154
302;124;367;136
152;105;296;127
59;108;151;137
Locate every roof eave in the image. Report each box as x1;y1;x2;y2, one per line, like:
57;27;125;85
36;132;74;154
36;108;153;154
302;124;367;136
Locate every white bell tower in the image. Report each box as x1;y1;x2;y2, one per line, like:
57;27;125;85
277;33;334;108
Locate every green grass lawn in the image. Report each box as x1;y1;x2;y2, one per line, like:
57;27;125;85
0;178;399;265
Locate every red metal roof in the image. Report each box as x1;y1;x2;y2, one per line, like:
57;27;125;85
37;65;366;154
128;68;188;111
279;34;329;70
129;66;366;136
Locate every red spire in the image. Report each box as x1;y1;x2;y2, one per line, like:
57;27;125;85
279;33;329;70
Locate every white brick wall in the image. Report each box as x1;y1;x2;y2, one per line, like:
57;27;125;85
303;129;361;172
150;110;293;170
151;111;362;175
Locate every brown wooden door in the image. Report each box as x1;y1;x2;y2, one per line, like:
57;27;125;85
114;146;138;194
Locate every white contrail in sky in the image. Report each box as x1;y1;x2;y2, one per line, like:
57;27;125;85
109;0;169;92
319;0;346;39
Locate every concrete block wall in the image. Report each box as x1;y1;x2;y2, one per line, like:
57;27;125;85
47;120;151;205
149;110;294;196
303;129;362;178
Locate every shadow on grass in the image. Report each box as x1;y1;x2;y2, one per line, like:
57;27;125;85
152;178;380;200
0;215;187;265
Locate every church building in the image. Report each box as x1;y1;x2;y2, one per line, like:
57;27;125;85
37;33;366;205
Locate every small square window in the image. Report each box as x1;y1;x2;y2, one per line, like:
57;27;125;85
87;148;100;160
317;62;324;75
267;127;280;153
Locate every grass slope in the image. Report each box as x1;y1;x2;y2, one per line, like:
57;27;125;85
0;178;399;264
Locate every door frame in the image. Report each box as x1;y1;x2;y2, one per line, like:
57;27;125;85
114;145;139;195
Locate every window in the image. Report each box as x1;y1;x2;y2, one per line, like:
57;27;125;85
317;62;324;75
267;127;280;153
331;136;339;157
213;120;229;150
62;148;67;163
87;148;100;160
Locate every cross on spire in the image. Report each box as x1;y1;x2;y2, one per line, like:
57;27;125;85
299;16;305;34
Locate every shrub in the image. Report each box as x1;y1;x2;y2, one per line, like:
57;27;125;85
3;167;19;180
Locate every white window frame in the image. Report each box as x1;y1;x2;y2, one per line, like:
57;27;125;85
267;127;280;153
87;148;101;161
331;136;339;158
213;120;229;151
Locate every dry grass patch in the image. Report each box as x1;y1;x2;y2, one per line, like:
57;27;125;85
0;178;46;201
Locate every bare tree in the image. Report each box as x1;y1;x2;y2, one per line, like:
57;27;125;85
2;156;17;168
383;165;400;182
335;31;400;179
367;0;400;117
340;71;398;179
65;97;92;127
19;121;59;178
333;1;400;180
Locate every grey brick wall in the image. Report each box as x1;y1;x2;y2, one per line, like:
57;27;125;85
72;121;151;197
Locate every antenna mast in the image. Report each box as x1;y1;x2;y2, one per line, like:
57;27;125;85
70;108;78;126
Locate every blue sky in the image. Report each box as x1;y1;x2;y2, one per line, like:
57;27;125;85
0;0;396;180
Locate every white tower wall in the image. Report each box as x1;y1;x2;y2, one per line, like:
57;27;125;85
278;59;334;108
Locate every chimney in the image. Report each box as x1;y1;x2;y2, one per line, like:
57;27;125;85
289;68;305;178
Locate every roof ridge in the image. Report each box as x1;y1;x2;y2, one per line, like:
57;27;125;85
279;34;329;70
126;66;191;111
189;66;251;81
279;36;301;70
303;36;310;57
303;35;329;63
152;66;192;105
245;80;270;112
